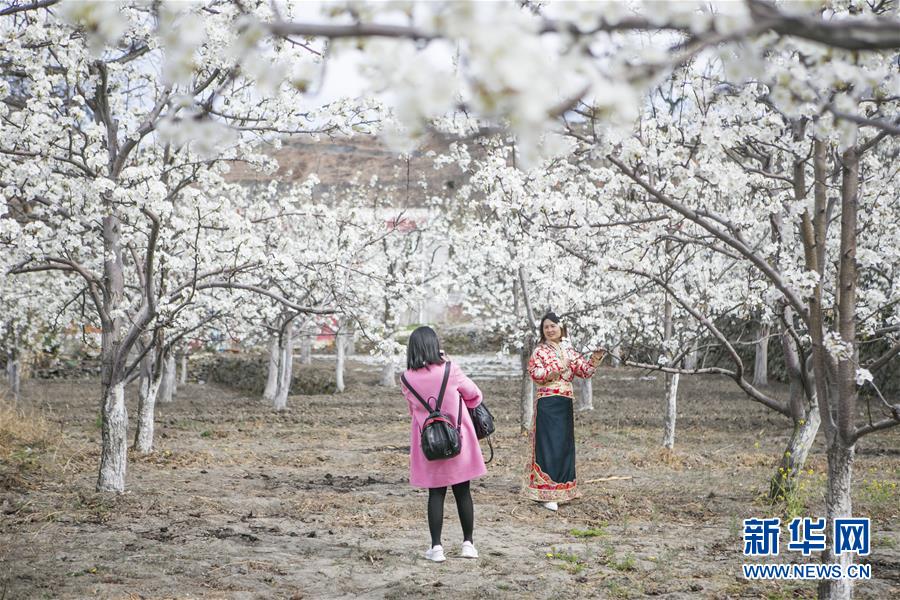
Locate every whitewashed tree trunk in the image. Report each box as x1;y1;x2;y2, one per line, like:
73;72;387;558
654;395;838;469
6;351;20;402
158;352;176;403
97;213;129;493
610;344;621;368
179;352;188;385
134;349;163;454
263;335;279;402
335;330;347;393
661;289;677;449
519;343;534;433
818;442;856;600
575;377;593;411
753;323;770;386
770;314;821;499
299;330;312;365
273;322;294;411
771;406;821;498
683;342;698;371
514;267;538;432
98;380;128;492
379;360;395;387
662;373;679;449
168;353;177;396
346;333;356;356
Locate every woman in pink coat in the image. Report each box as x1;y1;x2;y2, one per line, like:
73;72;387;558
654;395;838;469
400;326;486;563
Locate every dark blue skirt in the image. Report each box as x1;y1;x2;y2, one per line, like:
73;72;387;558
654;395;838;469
523;395;579;502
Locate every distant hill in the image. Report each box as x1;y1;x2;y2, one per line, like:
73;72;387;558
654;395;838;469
226;133;476;206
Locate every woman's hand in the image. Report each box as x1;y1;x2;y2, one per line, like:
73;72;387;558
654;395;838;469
589;350;605;366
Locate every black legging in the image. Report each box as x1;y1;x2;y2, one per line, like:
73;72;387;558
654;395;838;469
427;480;474;547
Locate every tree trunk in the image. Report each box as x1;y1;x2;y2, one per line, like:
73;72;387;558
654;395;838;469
133;349;163;454
299;330;312;365
98;378;128;492
379;360;395;387
263;335;279;402
97;213;128;493
335;330;346;393
519;340;534;433
158;352;176;403
771;311;821;500
609;344;621;368
770;406;821;500
575;377;593;411
168;353;177;396
6;350;20;402
816;146;860;600
753;323;770;387
662;373;679;449
662;289;677;448
273;323;294;411
346;334;356;356
179;352;188;385
818;442;856;600
683;342;698;371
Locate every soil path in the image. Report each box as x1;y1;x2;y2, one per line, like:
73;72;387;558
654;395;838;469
1;362;898;599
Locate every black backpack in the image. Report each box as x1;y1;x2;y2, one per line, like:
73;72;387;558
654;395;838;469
401;362;462;461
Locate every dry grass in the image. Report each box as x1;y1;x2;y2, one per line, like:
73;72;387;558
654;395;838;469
0;394;57;463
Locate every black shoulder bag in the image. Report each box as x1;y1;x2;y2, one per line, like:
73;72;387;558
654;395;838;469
401;362;462;461
468;402;495;463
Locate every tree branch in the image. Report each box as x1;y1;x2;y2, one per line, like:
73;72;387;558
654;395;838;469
0;0;59;17
192;282;336;315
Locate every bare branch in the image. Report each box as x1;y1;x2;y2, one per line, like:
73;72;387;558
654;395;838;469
748;0;900;51
0;0;59;17
853;414;900;440
193;282;336;315
607;154;810;322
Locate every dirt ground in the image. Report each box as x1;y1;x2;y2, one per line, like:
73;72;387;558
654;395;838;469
1;360;898;599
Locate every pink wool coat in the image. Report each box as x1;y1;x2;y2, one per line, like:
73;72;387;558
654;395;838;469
401;361;487;488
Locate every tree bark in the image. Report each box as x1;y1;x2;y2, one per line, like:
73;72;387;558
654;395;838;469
335;329;346;393
133;348;163;454
770;406;821;499
770;310;821;499
263;335;278;402
379;359;395;387
818;442;856;600
575;377;594;411
97;213;128;493
179;352;188;385
6;350;20;402
662;372;679;449
683;342;698;371
516;267;537;432
98;379;128;491
273;322;294;411
609;344;622;368
168;353;177;396
753;323;770;387
158;352;176;403
662;288;677;448
299;328;312;365
520;337;535;433
836;145;859;449
816;146;860;600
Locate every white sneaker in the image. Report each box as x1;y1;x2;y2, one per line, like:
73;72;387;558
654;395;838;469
543;501;559;512
460;541;478;559
424;545;446;562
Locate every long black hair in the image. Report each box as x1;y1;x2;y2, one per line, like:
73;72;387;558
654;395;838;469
538;311;568;344
406;326;445;370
